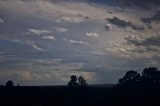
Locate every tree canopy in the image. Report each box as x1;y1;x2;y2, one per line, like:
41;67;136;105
68;75;88;87
5;80;14;87
118;67;160;87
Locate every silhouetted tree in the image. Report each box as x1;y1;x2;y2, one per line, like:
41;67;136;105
5;80;14;87
141;67;160;85
68;75;78;87
118;70;141;87
118;67;160;88
78;76;88;87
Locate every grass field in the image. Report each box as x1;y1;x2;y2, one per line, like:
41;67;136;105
0;85;160;106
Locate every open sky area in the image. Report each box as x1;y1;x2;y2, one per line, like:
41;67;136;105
0;0;160;85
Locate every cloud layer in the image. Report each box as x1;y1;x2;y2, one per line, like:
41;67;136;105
0;0;160;85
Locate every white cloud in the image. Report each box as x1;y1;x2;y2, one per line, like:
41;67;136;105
62;38;89;45
124;34;144;44
42;36;55;40
105;23;112;31
0;18;4;23
69;39;89;45
55;27;68;32
86;32;99;37
32;44;46;51
55;16;85;23
28;29;51;35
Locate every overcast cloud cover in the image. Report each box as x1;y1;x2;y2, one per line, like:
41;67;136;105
0;0;160;85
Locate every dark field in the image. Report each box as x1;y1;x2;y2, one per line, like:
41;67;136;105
0;86;112;106
0;85;160;106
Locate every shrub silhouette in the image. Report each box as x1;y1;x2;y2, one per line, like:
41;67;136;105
68;75;78;87
5;80;14;87
78;76;88;87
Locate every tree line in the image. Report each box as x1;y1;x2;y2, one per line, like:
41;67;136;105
1;67;160;88
117;67;160;88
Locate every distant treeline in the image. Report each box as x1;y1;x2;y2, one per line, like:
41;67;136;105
117;67;160;88
1;67;160;88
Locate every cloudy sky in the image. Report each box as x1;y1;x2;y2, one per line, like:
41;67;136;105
0;0;160;85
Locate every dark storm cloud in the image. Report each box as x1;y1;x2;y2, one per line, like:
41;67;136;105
106;16;144;31
123;35;160;58
142;36;160;47
141;10;160;25
125;35;160;47
117;0;160;8
48;0;117;5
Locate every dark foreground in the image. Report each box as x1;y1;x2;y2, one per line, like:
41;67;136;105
0;86;160;106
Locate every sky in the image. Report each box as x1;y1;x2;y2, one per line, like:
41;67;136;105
0;0;160;85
